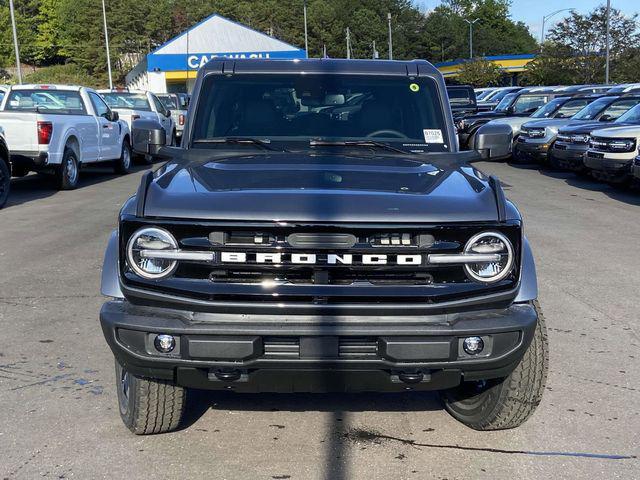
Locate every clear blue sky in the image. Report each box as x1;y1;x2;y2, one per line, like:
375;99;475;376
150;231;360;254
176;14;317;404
416;1;639;40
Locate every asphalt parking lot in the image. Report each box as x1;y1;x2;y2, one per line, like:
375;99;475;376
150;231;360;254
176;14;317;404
1;161;638;479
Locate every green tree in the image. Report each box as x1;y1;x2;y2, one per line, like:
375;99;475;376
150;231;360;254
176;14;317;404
422;0;537;64
529;7;640;84
456;57;502;86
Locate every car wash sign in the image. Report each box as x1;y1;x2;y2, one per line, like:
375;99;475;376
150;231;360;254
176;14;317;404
147;50;305;72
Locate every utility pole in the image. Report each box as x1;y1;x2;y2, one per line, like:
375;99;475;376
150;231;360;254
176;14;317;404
101;0;113;90
372;40;379;59
346;27;351;59
303;0;309;58
463;18;480;59
605;0;611;84
323;44;327;58
387;13;393;60
9;0;21;84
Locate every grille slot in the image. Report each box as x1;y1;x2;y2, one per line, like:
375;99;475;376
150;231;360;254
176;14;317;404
263;337;300;358
339;338;378;358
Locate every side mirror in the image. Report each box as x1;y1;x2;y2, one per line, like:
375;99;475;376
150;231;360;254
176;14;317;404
599;114;612;122
132;118;166;156
474;123;513;161
110;110;119;122
165;109;172;118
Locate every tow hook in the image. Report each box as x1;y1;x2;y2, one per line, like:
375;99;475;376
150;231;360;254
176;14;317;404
212;369;242;382
398;372;424;384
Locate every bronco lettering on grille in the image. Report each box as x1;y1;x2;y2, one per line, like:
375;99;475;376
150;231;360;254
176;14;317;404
219;252;424;265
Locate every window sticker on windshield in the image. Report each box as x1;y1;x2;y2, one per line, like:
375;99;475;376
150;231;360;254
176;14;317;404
409;83;420;92
423;129;444;144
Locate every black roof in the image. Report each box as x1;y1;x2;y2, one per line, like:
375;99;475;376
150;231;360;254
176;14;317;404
201;57;441;77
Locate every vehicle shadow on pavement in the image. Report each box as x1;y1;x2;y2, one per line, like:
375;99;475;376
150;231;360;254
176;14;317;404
181;390;443;480
506;161;640;206
4;164;153;209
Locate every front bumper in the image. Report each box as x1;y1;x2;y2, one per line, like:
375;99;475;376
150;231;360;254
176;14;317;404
550;142;588;170
515;138;552;160
583;151;634;182
100;300;538;393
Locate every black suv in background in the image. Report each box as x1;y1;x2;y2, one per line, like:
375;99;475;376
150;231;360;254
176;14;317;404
100;58;546;435
446;85;478;120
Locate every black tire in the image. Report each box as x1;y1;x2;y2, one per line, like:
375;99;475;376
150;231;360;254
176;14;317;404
55;147;80;190
114;141;132;175
0;158;10;209
440;300;548;431
466;132;477;151
115;359;186;435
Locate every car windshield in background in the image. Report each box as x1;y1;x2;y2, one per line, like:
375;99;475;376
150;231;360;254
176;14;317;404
192;74;448;152
530;98;564;118
448;89;474;106
531;98;592;119
573;98;638;120
157;95;178;110
511;95;548;114
101;92;151;111
490;89;516;103
0;91;5;103
495;92;517;111
4;89;86;115
615;104;640;124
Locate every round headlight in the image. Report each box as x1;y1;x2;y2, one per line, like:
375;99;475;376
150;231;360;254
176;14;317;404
126;227;178;279
463;232;514;283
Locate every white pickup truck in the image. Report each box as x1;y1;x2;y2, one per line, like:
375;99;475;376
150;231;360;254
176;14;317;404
0;84;132;190
98;89;176;155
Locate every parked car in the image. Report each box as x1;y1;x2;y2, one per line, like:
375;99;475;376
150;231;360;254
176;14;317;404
584;124;640;184
633;153;640;183
0;85;8;103
515;95;640;164
99;57;545;435
98;89;176;149
0;125;10;208
485;94;604;145
446;85;477;120
606;83;640;94
458;86;570;150
551;102;640;172
476;86;523;111
0;84;132;190
156;93;188;140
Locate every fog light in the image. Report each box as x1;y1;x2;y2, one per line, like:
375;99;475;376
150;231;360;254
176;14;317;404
463;336;484;355
154;334;176;353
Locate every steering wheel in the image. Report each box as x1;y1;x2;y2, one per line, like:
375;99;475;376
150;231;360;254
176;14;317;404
367;129;408;139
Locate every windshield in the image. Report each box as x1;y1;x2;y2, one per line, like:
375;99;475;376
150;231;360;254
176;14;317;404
530;98;565;118
157;94;178;110
572;98;612;120
614;103;640;124
0;90;5;103
495;92;517;111
192;74;449;152
490;89;517;104
475;89;494;101
101;92;151;111
4;89;86;115
511;94;548;114
447;88;475;106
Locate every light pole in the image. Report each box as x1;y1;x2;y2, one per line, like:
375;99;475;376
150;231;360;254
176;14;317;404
387;13;393;60
463;18;479;59
101;0;113;90
605;0;611;84
303;0;309;58
9;0;21;84
541;8;575;44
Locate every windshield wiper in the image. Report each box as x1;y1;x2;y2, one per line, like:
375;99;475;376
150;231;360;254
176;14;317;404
193;137;284;151
309;139;410;155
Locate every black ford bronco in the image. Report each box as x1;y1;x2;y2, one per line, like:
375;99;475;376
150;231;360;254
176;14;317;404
100;58;547;434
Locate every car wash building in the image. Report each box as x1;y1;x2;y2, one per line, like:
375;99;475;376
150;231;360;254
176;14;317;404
126;14;307;93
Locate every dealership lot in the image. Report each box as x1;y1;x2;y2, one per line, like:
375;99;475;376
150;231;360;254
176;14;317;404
0;163;638;479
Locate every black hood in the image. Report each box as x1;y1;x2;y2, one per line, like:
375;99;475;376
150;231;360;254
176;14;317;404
142;151;505;223
559;121;634;135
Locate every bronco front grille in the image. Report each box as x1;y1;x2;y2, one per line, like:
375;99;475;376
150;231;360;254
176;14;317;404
120;221;522;308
